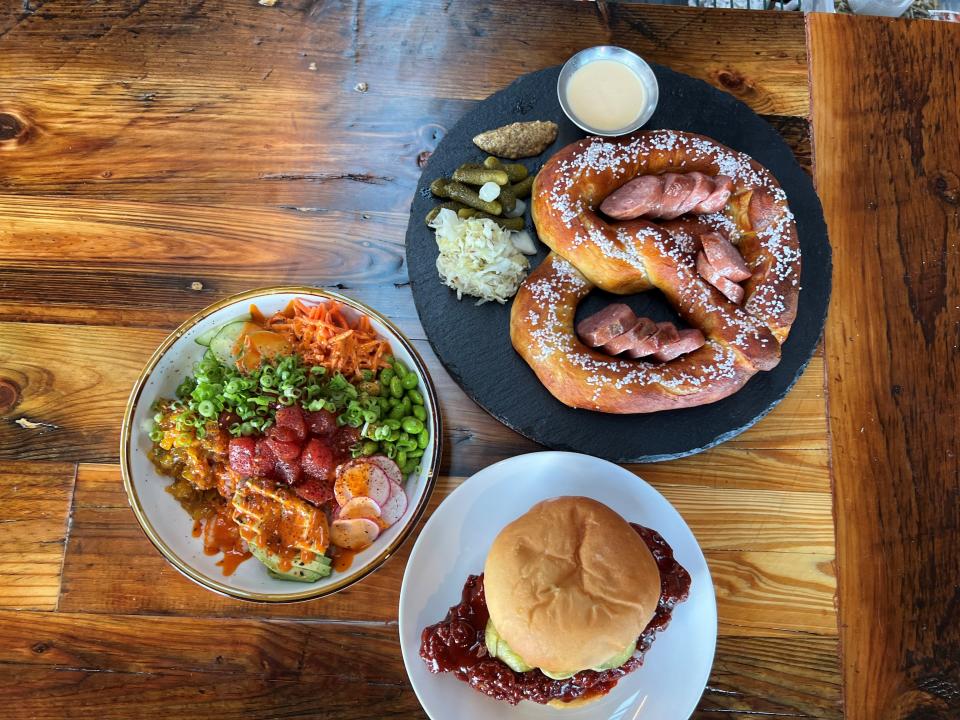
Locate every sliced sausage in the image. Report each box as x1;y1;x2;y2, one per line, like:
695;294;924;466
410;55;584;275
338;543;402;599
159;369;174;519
576;303;637;347
625;327;661;358
697;251;746;304
657;173;698;220
701;231;751;282
653;328;706;361
693;175;734;214
602;317;658;355
653;321;680;348
599;175;665;220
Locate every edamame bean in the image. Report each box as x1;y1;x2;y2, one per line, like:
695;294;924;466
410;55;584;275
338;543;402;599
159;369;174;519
392;360;409;378
388;429;401;442
388;404;405;421
389;376;403;398
361;441;378;456
384;418;401;430
408;448;424;459
402;416;424;434
413;405;427;422
399;396;411;417
380;367;394;386
418;429;429;449
408;389;424;406
401;373;418;390
397;449;407;467
402;460;418;475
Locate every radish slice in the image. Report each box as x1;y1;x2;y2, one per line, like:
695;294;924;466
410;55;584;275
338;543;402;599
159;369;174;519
330;518;380;551
379;482;408;527
338;496;382;522
365;455;403;486
334;462;390;507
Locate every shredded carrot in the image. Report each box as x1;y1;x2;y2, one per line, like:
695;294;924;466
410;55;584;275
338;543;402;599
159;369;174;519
253;299;392;380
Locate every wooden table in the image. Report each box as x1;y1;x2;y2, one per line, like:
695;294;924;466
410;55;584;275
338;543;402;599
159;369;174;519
0;2;956;718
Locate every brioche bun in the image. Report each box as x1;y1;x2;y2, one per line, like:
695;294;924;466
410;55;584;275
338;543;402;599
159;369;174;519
483;496;660;675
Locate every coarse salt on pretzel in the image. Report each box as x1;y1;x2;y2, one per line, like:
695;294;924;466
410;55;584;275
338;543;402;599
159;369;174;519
510;130;801;413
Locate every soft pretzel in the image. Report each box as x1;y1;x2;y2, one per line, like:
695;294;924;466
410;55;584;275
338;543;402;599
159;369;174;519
510;130;801;413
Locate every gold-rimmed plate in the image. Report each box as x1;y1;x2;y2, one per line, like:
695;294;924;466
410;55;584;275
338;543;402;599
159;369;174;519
121;287;442;602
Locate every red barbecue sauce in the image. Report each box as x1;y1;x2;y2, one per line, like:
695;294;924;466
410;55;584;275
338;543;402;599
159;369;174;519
419;524;691;706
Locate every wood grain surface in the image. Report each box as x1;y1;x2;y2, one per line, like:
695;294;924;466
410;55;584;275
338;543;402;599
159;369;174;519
0;0;864;718
810;14;960;720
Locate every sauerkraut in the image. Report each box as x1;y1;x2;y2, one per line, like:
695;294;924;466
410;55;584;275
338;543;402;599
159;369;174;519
429;208;529;304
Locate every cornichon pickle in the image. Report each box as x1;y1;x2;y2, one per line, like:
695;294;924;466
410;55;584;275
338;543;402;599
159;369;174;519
484;157;529;183
430;177;451;197
425;201;467;225
510;175;534;199
452;164;509;186
499;184;517;214
457;208;524;231
442;181;502;215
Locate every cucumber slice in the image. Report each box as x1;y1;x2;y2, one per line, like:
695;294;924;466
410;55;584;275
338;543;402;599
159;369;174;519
194;324;222;347
249;542;331;583
209;320;249;366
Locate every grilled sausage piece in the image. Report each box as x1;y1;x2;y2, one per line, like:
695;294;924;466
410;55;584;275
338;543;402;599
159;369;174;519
599;172;733;220
701;231;751;282
657;173;697;220
653;328;706;362
598;175;665;220
576;303;637;347
602;317;658;355
697;251;745;304
692;175;734;214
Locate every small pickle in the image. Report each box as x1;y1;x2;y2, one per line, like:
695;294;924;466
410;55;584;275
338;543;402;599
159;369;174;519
498;184;517;215
430;177;451;197
438;180;502;215
425;201;467;225
484;157;528;183
510;175;534;199
457;208;524;231
452;164;509;186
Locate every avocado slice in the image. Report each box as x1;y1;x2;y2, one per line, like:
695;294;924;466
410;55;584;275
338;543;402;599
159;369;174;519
249;541;331;583
484;620;532;673
591;639;637;671
484;619;636;677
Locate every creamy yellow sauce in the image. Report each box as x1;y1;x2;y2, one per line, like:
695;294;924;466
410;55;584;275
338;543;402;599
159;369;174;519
565;59;647;132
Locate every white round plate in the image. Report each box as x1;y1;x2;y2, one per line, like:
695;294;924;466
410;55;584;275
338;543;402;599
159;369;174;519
122;287;441;602
399;451;715;719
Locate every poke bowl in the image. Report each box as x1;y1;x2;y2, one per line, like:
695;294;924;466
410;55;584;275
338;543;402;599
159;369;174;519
121;286;442;602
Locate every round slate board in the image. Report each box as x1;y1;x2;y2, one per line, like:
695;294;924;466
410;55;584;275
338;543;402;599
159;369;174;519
406;64;831;463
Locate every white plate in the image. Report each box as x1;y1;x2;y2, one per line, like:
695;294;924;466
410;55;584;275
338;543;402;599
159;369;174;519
399;451;715;719
121;287;441;602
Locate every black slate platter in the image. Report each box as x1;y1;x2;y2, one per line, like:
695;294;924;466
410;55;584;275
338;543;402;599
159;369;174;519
406;64;831;463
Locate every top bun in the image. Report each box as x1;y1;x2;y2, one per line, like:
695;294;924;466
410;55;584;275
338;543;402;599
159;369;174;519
483;496;661;674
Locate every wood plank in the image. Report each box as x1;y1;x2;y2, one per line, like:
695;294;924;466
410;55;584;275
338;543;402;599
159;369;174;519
0;2;809;209
0;612;839;718
0;461;74;611
711;551;836;635
0;323;826;466
0;609;400;680
697;635;841;718
632;447;830;494
0;196;419;333
809;13;960;720
60;464;835;634
0;667;419;720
